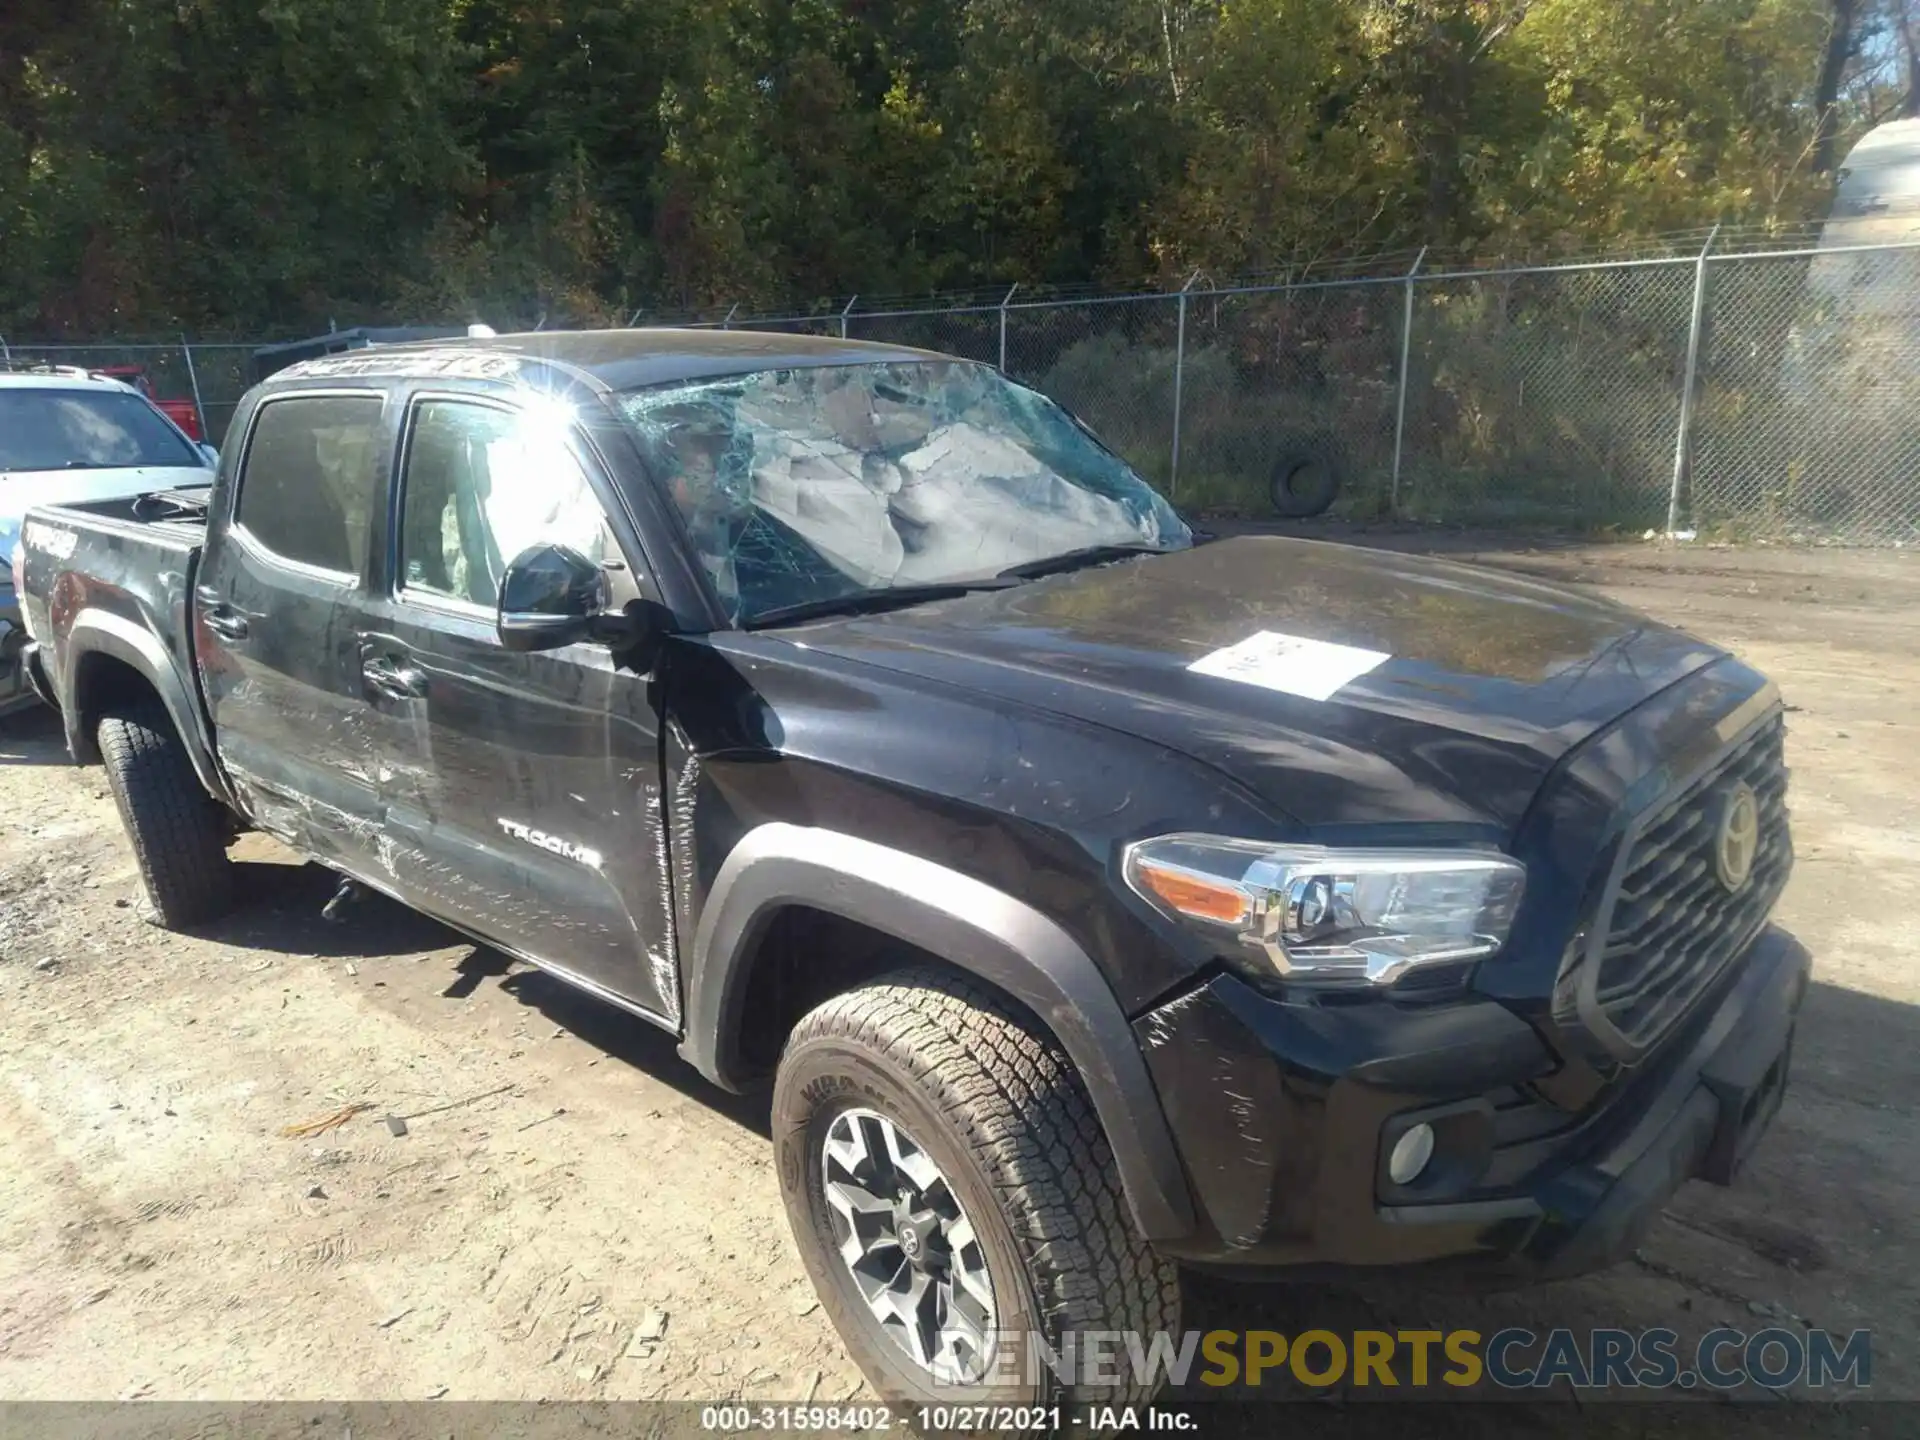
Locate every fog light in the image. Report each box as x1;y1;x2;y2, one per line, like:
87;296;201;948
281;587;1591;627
1388;1123;1435;1185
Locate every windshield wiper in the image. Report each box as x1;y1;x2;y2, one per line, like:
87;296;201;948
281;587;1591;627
996;542;1173;581
743;580;1020;629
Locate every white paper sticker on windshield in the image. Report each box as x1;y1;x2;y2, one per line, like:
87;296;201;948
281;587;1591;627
1188;630;1389;701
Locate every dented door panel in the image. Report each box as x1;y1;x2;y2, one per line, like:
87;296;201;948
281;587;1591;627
197;382;396;873
200;541;388;870
356;599;677;1020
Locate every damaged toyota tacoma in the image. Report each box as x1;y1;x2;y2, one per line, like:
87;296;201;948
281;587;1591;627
17;331;1807;1405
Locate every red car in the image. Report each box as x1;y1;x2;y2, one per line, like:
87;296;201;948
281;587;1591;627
87;365;205;441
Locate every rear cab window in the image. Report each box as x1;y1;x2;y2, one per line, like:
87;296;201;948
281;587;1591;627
233;394;386;575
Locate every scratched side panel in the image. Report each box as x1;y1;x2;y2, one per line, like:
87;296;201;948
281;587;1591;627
661;632;1284;1014
199;538;391;872
356;594;678;1023
190;383;399;873
661;718;702;1024
26;503;215;766
1133;982;1310;1249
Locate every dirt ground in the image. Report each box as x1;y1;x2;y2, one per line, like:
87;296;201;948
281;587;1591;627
1;528;1916;1428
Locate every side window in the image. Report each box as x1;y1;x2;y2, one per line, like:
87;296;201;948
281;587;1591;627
235;395;385;575
397;400;611;609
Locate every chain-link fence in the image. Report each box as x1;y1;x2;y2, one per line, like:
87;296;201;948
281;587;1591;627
676;232;1920;542
11;229;1920;541
1399;258;1696;531
1691;244;1920;539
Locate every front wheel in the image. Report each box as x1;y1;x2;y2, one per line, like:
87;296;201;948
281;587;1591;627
772;969;1181;1407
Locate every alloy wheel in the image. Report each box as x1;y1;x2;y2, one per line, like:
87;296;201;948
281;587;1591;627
820;1107;999;1385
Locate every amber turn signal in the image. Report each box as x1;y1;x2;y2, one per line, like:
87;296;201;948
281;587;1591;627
1130;859;1251;926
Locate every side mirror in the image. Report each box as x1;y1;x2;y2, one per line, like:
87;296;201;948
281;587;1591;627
497;543;611;652
199;442;220;467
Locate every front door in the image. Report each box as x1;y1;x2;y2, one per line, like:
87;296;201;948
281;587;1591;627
357;394;678;1022
196;389;391;875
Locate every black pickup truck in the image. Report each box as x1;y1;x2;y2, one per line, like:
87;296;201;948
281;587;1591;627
17;330;1807;1405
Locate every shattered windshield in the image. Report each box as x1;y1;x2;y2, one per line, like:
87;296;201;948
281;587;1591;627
615;361;1190;624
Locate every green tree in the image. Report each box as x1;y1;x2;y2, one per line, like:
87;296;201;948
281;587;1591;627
3;0;473;333
0;0;1894;334
1506;0;1833;240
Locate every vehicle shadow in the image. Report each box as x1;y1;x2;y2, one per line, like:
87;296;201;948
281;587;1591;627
179;855;776;1133
0;704;67;765
195;860;462;960
485;953;775;1137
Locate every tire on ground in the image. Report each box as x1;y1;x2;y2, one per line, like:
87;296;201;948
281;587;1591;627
96;699;236;928
1268;445;1343;518
773;967;1182;1407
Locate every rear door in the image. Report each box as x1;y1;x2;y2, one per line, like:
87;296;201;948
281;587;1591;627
357;392;678;1021
195;389;393;873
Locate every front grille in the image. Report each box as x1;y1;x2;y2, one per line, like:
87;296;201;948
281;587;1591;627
1590;716;1791;1052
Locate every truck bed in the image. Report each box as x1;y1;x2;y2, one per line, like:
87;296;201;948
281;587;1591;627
31;485;211;539
19;491;211;748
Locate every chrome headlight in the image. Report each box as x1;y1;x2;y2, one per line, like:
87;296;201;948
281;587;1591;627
1123;834;1525;986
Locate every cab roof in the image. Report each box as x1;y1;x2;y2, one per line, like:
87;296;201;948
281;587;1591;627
272;327;953;393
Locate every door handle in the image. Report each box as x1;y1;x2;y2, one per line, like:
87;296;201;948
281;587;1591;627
195;585;250;641
363;655;429;700
203;610;249;641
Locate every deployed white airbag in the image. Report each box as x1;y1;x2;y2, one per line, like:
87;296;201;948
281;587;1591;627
751;434;904;588
617;359;1188;620
890;423;1148;582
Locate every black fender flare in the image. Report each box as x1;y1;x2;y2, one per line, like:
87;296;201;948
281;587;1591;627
679;823;1197;1241
58;610;232;806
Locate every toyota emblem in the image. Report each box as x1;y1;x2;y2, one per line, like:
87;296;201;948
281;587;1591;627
1714;782;1760;892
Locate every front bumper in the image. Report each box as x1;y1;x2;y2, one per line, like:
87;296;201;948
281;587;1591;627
1137;924;1809;1280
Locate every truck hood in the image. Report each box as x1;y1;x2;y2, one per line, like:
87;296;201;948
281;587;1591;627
782;536;1724;833
0;465;212;524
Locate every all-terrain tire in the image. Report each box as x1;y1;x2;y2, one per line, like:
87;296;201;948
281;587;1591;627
773;968;1182;1408
96;700;236;928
